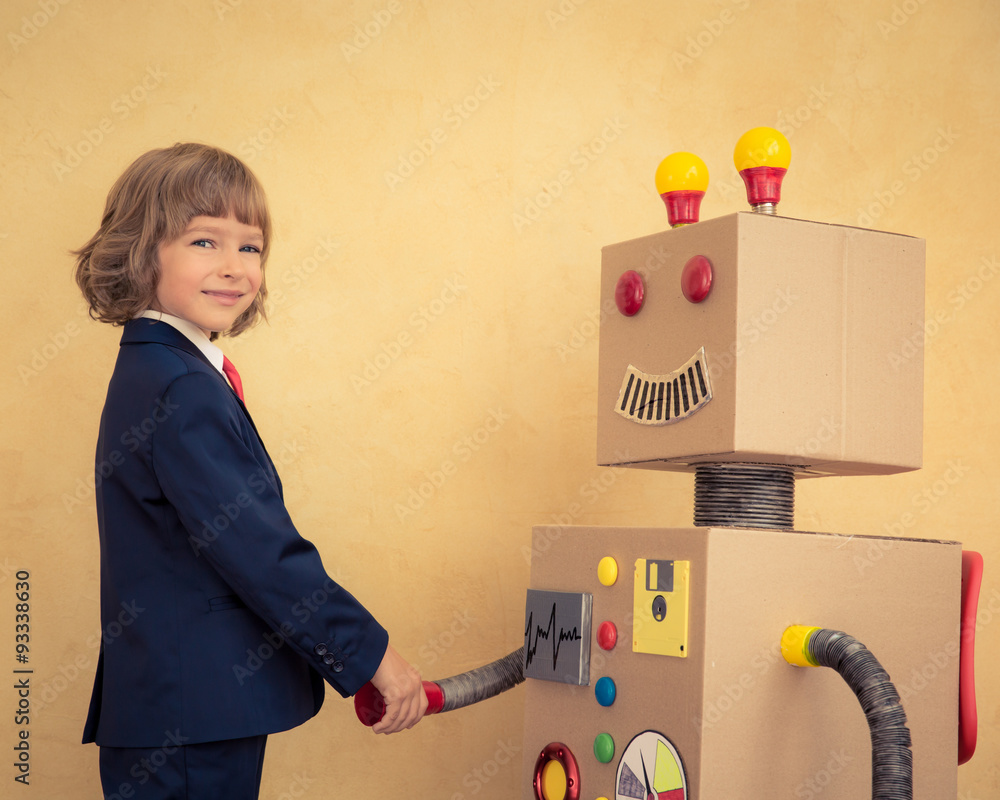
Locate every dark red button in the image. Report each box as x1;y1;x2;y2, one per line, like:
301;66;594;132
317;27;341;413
682;255;713;303
615;270;645;316
597;621;618;651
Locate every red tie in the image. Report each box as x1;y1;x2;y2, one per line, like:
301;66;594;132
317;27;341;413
222;356;244;402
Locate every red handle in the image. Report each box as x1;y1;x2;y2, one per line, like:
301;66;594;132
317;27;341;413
958;550;983;765
354;680;444;727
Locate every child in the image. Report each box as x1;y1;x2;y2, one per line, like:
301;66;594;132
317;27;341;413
75;142;427;799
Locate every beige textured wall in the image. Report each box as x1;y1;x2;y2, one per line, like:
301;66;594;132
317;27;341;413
1;0;997;797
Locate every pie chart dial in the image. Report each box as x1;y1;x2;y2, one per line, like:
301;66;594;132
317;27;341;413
615;731;687;800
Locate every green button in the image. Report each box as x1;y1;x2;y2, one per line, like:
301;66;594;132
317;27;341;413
593;732;615;763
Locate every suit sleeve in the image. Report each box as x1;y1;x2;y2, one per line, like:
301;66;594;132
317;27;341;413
150;371;388;697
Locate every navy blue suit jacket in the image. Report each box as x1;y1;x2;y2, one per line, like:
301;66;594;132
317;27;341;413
83;319;388;747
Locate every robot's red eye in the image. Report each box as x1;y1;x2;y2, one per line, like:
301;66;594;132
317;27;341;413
615;270;645;316
682;255;713;303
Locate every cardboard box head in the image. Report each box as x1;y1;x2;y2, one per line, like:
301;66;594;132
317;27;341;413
597;212;925;477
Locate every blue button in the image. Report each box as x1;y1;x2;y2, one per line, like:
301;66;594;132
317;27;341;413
314;643;328;655
595;676;616;707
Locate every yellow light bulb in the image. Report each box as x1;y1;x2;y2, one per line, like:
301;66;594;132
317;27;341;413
733;127;791;171
655;152;709;195
733;127;791;213
654;152;709;226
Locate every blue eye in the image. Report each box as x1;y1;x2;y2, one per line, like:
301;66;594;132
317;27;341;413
191;239;212;248
240;245;261;253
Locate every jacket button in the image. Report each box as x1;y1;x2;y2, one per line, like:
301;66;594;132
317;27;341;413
314;643;328;655
332;661;345;673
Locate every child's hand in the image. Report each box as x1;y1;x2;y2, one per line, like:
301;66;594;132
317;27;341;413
369;644;428;734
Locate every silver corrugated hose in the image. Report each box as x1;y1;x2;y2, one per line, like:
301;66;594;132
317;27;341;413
808;629;913;800
437;647;525;712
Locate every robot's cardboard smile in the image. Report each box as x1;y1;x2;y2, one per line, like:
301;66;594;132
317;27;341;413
614;347;713;426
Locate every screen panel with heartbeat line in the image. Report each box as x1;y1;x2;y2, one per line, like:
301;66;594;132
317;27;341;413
523;589;593;686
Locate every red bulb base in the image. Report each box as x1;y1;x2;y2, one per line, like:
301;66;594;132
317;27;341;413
738;166;787;207
660;190;705;227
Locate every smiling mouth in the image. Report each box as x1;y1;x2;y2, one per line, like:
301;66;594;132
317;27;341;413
204;290;245;305
615;347;712;425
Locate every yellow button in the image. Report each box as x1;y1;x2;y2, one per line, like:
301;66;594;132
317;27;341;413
598;556;618;587
540;759;567;800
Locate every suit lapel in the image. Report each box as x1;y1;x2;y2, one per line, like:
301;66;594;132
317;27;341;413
121;319;267;445
121;319;284;495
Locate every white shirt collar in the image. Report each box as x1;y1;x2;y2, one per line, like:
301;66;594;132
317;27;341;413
139;310;225;374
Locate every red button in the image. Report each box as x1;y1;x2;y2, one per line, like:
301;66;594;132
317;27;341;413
597;621;618;651
615;270;645;316
682;255;713;303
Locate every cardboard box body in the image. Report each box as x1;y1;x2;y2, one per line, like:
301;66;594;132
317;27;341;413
597;213;925;476
521;525;961;800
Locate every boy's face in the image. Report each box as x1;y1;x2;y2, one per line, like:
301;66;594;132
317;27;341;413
154;215;263;338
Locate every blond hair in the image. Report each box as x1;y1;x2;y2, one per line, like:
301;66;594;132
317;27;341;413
75;143;271;339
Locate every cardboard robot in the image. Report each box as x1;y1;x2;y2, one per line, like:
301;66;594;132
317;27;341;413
519;130;980;800
356;129;981;800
